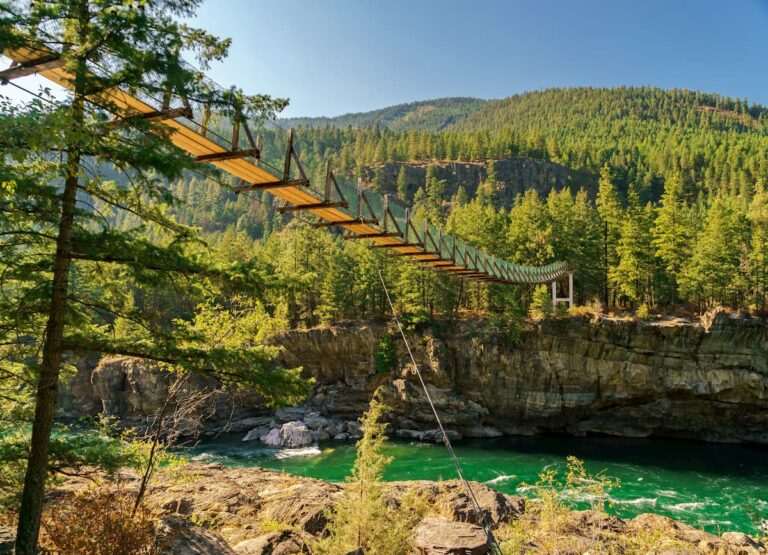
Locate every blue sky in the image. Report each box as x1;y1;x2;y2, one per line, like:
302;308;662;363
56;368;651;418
3;1;766;117
186;0;768;117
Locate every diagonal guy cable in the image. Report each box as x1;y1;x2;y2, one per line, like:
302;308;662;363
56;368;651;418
373;261;502;555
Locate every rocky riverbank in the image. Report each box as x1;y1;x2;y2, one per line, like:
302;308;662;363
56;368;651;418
18;462;762;554
59;309;768;445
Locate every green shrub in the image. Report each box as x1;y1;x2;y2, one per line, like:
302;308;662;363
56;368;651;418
487;312;523;345
313;390;427;555
498;456;627;554
0;421;129;511
636;303;652;320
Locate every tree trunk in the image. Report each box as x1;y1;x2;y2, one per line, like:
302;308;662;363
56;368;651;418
14;137;81;555
603;221;609;306
15;9;86;550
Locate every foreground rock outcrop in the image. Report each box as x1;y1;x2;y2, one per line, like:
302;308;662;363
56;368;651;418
50;463;765;554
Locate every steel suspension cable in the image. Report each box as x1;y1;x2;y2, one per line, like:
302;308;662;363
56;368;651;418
373;261;502;555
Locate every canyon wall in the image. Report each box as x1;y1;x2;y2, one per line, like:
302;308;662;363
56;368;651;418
60;309;768;443
359;158;597;207
276;309;768;443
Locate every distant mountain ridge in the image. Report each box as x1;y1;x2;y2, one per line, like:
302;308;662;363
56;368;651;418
275;85;768;206
280;97;487;131
281;86;768;136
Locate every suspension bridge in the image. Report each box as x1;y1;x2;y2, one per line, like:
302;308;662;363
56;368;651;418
3;38;577;553
2;45;571;293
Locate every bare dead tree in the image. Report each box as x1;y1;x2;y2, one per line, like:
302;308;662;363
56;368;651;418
131;372;219;516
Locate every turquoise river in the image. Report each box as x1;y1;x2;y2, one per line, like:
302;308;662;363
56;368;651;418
184;434;768;535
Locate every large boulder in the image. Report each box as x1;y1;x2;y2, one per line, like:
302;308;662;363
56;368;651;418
145;464;342;545
388;480;524;527
63;356;267;435
262;422;313;448
154;515;236;555
228;416;274;434
413;517;490;555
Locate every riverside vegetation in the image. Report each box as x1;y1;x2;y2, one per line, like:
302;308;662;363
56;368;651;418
3;396;764;554
1;0;768;552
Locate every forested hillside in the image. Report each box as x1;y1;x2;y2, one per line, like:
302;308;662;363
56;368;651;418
451;87;768;198
282;97;486;131
156;87;768;324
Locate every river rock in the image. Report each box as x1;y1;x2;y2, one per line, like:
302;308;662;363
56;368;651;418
413;517;489;555
262;421;313;448
463;426;503;438
302;412;328;429
313;428;330;441
275;406;307;423
232;530;307;554
396;428;463;442
228;416;274;434
388;480;524;525
242;426;272;442
722;531;765;552
154;515;236;554
345;420;362;438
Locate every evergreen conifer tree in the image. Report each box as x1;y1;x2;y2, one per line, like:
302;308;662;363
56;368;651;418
652;174;694;303
596;165;623;305
0;2;303;551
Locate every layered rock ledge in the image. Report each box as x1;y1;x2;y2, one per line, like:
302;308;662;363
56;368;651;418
59;309;768;443
276;309;768;443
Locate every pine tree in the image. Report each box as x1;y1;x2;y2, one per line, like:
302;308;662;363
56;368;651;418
507;189;553;265
1;3;302;551
680;196;750;308
396;165;409;201
611;186;656;306
747;182;768;313
529;284;553;319
314;391;426;555
454;185;469;206
652;174;694;303
596;165;623;305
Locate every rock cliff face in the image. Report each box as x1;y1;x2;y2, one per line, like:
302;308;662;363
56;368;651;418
275;310;768;443
58;356;267;435
359;158;596;208
60;310;768;443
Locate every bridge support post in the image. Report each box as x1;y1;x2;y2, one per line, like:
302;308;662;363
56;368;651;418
552;272;573;309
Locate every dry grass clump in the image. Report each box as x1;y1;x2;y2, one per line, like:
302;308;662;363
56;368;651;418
40;486;158;555
568;298;604;317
